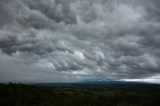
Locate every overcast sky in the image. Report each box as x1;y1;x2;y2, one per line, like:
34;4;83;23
0;0;160;83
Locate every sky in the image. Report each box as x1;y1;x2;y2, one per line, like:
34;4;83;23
0;0;160;83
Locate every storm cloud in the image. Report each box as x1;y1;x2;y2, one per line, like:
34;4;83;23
0;0;160;83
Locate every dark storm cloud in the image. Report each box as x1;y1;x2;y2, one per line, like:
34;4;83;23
21;0;77;24
0;0;160;83
0;0;15;27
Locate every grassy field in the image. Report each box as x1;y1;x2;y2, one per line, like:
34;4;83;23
0;83;160;106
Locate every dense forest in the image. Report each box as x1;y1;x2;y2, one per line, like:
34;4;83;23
0;83;160;106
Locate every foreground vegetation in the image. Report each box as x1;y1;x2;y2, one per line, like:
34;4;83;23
0;83;160;106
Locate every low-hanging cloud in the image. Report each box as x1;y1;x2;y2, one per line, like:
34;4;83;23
0;0;160;83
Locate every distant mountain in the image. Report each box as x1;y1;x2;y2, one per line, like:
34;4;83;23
29;80;159;87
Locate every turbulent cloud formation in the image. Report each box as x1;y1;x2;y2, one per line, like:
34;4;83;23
0;0;160;83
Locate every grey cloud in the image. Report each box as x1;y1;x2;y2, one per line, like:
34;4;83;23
22;0;77;24
0;0;15;27
0;0;160;83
